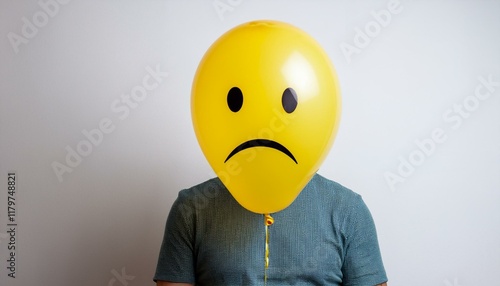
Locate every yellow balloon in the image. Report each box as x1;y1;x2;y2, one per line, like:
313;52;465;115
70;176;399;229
191;20;341;214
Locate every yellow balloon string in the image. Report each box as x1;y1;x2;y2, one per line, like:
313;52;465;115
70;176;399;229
264;214;274;286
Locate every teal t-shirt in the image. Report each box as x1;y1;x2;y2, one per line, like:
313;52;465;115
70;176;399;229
154;174;387;285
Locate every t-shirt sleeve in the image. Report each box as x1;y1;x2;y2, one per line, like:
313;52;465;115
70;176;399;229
341;195;388;286
153;191;196;283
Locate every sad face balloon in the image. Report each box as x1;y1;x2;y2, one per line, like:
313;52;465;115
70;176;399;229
192;20;341;214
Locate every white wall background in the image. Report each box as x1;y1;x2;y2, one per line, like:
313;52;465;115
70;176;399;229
1;0;499;285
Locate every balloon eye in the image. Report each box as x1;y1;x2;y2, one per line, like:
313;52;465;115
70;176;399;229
282;87;297;113
227;87;243;112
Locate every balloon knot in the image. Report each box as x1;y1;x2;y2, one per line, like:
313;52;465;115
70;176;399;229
264;214;274;226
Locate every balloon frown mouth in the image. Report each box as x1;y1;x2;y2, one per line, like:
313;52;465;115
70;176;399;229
224;139;298;164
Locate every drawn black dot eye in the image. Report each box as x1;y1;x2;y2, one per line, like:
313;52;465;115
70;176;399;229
227;87;243;112
282;87;297;113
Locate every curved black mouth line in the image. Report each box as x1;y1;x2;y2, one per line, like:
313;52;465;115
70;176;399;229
224;139;298;164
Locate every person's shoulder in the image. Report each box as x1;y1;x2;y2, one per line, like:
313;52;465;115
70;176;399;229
305;173;369;216
310;174;375;231
310;173;362;202
177;177;227;201
173;177;234;214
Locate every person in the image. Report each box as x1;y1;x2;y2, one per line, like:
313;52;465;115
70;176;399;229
154;20;388;285
153;173;388;285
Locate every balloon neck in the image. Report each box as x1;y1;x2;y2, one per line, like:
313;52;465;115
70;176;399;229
264;214;274;226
